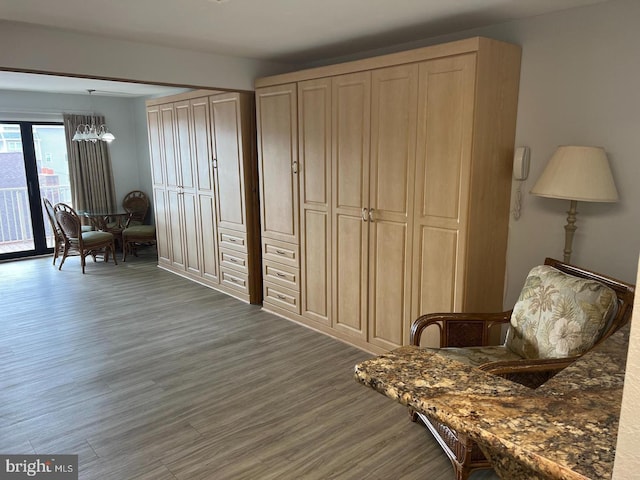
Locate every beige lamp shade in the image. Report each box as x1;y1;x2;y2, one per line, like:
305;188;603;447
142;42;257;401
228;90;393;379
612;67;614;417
531;146;619;202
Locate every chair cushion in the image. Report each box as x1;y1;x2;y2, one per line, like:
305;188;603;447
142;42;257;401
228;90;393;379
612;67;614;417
505;265;617;360
426;345;522;368
81;231;114;246
123;225;156;238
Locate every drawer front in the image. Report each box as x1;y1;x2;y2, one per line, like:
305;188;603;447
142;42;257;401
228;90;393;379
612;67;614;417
220;267;248;293
219;228;247;253
263;282;300;314
262;238;299;268
220;248;248;274
263;260;299;291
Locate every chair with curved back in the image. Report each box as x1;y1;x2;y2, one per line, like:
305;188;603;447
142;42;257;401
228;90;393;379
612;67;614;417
121;190;155;261
53;202;118;273
42;198;65;265
409;257;635;480
122;190;150;227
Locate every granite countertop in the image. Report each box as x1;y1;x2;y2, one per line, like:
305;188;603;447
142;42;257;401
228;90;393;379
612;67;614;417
354;325;630;480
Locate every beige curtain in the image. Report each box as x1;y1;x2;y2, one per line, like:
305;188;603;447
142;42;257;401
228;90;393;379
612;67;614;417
63;113;117;213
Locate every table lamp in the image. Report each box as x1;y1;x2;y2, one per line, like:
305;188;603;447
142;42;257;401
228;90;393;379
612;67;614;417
530;145;618;263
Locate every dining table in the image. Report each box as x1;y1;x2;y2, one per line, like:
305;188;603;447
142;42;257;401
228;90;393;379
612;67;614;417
79;209;131;249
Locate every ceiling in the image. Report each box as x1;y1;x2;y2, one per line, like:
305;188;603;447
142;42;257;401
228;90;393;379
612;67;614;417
0;0;608;97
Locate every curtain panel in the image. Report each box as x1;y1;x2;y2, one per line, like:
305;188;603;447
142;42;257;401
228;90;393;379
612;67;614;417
63;113;117;213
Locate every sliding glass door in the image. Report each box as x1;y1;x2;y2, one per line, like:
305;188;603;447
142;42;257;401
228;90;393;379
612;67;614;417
0;122;70;260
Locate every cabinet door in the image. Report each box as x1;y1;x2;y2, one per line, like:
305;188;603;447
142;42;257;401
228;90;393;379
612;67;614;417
256;84;299;243
190;97;219;282
146;106;165;187
175;100;200;275
368;64;418;349
412;54;476;347
211;93;246;232
299;78;331;326
159;103;184;269
331;72;371;340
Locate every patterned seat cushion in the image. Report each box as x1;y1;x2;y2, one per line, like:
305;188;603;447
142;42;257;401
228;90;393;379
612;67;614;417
426;345;522;368
505;265;617;360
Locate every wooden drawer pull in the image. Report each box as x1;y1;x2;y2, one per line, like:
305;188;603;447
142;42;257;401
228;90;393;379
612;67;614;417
275;249;286;255
228;238;237;243
229;257;238;263
276;272;286;278
277;294;286;300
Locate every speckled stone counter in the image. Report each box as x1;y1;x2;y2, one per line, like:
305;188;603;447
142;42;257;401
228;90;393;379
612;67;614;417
354;325;630;480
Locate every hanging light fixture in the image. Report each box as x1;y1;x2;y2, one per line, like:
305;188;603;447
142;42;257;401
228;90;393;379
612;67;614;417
72;89;116;143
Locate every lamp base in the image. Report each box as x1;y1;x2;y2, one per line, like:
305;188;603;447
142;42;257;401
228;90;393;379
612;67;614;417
563;200;578;263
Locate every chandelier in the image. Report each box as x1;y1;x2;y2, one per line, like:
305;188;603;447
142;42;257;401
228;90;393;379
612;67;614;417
72;89;116;143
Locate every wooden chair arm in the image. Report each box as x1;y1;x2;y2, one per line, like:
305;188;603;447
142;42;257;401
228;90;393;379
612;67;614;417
410;311;512;347
479;356;578;389
479;357;576;375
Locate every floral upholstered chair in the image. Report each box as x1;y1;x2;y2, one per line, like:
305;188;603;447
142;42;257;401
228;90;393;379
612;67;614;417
409;258;635;480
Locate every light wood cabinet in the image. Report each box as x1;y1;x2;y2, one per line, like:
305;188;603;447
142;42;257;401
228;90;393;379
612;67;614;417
146;90;261;304
256;37;521;353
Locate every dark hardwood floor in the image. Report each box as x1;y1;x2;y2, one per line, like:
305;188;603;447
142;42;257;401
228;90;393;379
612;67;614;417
0;251;499;479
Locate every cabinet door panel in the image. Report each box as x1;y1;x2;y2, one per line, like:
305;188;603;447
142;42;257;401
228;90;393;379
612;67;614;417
167;190;185;269
333;72;371;211
368;220;409;349
175;100;195;190
416;54;475;222
160;105;179;188
182;191;200;275
199;194;219;284
191;97;214;194
211;94;246;231
256;84;298;243
414;226;458;347
370;64;417;216
302;210;329;325
147;107;164;187
333;213;367;338
153;187;170;265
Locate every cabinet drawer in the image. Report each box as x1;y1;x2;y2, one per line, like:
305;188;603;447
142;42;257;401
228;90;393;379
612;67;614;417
220;267;248;293
220;248;248;274
263;260;299;291
219;228;247;253
263;282;300;314
263;238;299;268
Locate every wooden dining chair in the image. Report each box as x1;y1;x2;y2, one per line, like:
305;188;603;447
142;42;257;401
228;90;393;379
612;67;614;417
42;198;65;266
53;202;118;273
122;190;150;227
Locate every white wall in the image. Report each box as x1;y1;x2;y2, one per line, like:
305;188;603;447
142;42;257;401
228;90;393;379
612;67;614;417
0;89;148;203
0;20;293;92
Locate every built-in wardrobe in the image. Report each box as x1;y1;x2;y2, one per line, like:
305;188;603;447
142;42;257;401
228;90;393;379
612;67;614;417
146;90;262;304
255;37;522;353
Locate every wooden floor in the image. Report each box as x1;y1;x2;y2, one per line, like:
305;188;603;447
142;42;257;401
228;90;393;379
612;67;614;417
0;251;499;480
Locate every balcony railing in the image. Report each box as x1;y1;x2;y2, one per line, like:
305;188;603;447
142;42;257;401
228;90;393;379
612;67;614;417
0;186;72;251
